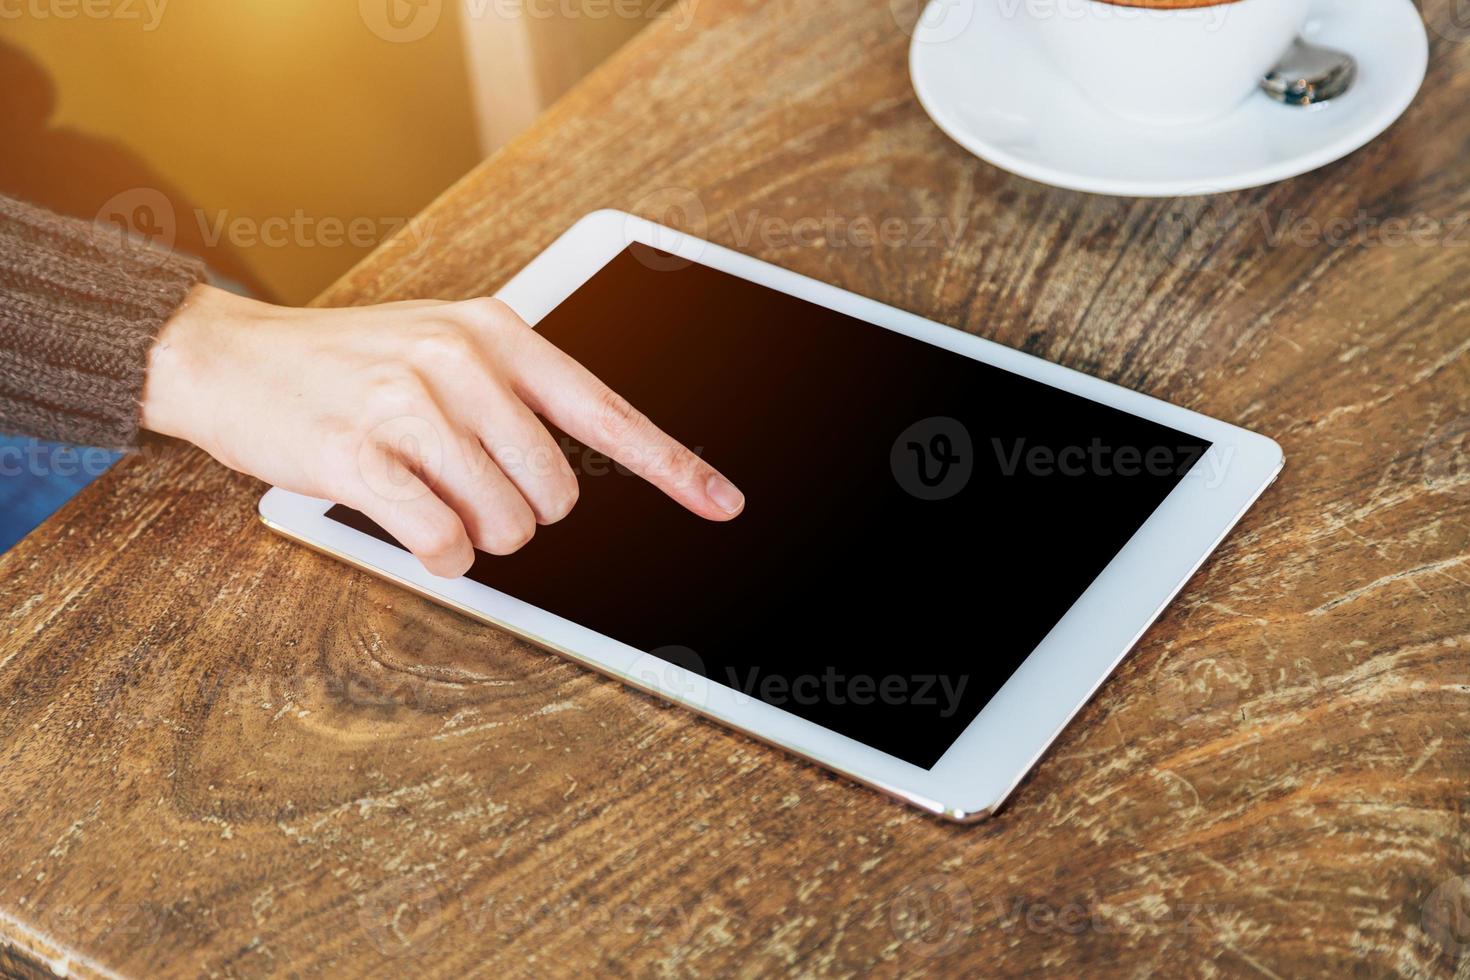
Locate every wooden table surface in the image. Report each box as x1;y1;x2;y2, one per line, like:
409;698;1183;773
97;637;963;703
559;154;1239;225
3;0;1468;976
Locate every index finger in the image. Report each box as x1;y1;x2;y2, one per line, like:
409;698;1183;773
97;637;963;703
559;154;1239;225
506;325;745;522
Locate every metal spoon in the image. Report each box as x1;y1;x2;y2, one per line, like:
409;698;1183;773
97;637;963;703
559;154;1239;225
1261;38;1357;106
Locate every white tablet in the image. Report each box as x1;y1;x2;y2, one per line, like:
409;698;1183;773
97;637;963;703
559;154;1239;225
260;210;1282;823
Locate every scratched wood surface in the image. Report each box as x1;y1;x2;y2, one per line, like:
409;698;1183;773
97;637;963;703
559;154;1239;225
3;0;1469;976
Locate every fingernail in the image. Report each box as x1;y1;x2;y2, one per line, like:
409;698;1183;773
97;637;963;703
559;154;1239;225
705;473;744;515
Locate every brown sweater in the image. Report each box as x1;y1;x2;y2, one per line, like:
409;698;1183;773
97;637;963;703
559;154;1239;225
0;194;205;450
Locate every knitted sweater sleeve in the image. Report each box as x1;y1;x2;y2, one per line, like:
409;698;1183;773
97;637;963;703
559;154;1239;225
0;193;205;450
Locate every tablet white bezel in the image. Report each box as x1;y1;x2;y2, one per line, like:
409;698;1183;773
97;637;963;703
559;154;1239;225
259;210;1283;822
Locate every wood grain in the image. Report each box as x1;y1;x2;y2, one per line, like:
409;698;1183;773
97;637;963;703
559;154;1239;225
3;0;1468;975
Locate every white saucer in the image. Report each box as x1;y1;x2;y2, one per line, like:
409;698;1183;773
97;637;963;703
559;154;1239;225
908;0;1429;197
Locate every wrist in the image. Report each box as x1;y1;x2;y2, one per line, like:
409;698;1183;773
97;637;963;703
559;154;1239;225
139;283;236;448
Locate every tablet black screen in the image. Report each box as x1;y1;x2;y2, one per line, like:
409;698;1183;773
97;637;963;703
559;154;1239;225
328;243;1210;768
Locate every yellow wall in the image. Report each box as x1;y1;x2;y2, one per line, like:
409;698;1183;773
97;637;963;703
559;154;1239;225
0;1;483;304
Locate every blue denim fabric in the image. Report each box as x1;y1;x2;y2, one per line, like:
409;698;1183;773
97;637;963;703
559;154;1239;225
0;434;120;553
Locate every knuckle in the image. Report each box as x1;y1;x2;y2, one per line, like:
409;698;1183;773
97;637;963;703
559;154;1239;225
593;386;645;446
417;517;466;560
666;445;707;482
364;370;429;420
482;513;535;555
318;422;363;468
456;296;520;332
541;478;579;524
408;323;474;367
317;427;371;501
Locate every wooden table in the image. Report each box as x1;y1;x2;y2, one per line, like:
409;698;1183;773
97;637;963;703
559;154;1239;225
3;0;1468;975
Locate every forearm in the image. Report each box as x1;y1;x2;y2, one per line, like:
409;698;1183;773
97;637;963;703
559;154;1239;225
0;195;740;578
0;194;205;450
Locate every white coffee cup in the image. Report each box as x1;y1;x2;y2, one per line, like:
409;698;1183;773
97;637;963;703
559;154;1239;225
1028;0;1311;126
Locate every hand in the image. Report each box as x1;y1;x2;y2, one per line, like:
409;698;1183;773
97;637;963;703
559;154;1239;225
141;284;744;577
